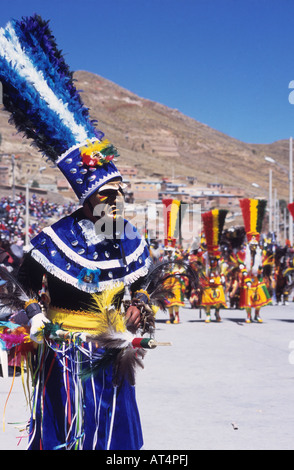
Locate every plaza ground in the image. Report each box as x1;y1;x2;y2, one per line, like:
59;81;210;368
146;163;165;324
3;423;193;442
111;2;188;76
1;302;294;450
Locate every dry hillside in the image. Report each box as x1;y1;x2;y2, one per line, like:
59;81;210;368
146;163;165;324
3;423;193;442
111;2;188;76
0;70;290;201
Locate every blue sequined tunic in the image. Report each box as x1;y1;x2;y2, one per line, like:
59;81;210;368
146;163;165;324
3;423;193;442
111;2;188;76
21;209;151;450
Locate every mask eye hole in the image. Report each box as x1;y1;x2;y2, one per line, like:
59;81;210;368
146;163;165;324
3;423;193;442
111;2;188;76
98;189;124;201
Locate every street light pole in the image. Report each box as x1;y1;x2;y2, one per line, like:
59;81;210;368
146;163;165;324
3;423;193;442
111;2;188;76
11;154;15;203
269;168;272;233
265;147;293;242
275;189;280;241
289;137;293;245
25;182;29;247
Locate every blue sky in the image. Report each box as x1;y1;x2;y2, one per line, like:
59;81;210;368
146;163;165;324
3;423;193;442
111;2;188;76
1;0;294;144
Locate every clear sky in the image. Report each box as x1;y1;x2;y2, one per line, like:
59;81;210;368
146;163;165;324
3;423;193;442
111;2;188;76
1;0;294;145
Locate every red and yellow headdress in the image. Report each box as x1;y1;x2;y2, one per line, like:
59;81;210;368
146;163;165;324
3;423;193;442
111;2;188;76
162;199;182;247
239;198;267;243
201;209;228;257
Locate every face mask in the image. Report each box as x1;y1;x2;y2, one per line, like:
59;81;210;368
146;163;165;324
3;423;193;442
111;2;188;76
96;189;125;220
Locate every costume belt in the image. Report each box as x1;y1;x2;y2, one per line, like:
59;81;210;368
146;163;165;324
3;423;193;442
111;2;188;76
47;306;101;334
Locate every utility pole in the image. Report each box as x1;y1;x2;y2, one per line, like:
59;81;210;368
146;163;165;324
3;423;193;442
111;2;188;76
269;168;272;233
25;182;29;247
11;154;15;203
289;137;293;245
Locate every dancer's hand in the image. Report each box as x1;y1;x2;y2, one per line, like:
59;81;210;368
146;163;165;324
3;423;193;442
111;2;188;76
125;305;141;331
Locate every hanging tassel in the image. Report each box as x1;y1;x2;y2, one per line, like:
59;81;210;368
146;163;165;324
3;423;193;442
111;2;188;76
2;349;17;432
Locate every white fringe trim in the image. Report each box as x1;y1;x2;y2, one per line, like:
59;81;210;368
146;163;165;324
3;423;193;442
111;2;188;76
30;247;151;293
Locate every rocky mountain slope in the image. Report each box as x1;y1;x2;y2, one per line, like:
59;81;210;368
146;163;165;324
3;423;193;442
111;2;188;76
0;70;291;201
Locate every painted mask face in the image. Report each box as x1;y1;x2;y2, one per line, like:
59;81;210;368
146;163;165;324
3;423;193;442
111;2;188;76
90;180;127;220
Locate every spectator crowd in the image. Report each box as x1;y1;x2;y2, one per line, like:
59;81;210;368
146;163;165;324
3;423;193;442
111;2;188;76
0;192;78;271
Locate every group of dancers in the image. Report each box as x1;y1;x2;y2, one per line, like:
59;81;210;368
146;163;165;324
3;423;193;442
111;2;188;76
0;14;293;451
155;200;294;325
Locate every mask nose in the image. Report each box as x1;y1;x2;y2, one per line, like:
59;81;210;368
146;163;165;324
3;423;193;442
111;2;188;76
101;190;125;219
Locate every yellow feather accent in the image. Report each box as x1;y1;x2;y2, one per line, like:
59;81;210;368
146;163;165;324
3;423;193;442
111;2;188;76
48;283;126;335
79;139;110;157
89;282;127;334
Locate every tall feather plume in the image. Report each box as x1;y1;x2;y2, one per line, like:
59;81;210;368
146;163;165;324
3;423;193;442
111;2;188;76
202;209;228;256
217;209;228;242
239;199;251;236
162;199;182;247
239;198;267;242
288;202;294;219
0;14;103;162
256;199;267;233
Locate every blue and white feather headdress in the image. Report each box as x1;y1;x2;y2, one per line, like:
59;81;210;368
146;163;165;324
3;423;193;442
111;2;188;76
0;14;122;203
